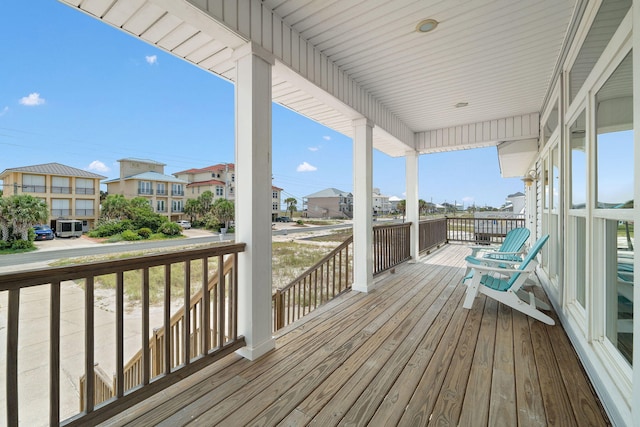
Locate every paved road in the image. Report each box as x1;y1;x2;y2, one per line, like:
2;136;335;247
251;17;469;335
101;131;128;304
0;223;355;268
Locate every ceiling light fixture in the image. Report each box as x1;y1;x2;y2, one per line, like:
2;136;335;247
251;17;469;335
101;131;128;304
455;102;469;108
416;19;438;33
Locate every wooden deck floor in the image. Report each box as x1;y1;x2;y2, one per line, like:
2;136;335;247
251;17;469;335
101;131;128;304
99;243;609;427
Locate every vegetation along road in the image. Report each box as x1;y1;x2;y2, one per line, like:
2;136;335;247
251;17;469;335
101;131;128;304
0;222;355;269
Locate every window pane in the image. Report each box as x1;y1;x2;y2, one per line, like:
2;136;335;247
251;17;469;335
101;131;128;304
569;0;631;103
544;103;559;146
552;146;559;211
543;159;550;209
574;216;586;307
596;52;633;209
605;219;633;365
570;110;587;208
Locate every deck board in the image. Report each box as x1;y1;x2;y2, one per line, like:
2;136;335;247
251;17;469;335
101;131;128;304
97;243;610;427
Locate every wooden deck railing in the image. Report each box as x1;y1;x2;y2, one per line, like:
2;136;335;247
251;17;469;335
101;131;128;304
446;216;526;244
273;236;353;331
373;222;411;275
418;218;448;253
78;256;237;408
273;222;415;332
1;243;245;427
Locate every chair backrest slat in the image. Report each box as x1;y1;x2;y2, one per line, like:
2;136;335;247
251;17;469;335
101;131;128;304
499;227;530;253
507;234;549;286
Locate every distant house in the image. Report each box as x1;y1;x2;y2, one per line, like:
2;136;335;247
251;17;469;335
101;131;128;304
304;188;353;219
174;163;236;200
501;191;526;215
174;163;282;220
0;162;105;231
372;188;391;215
388;196;402;213
103;158;188;221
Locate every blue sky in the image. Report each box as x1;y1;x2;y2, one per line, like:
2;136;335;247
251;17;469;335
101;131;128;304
0;0;525;208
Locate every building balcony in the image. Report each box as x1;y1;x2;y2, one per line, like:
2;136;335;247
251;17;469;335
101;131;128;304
51;209;71;217
51;186;72;194
171;190;184;196
75;188;95;195
138;189;154;195
22;185;46;193
156;190;168;196
75;209;95;216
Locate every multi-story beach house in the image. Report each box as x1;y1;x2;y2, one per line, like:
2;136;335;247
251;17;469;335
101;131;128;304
0;162;105;231
103;158;188;221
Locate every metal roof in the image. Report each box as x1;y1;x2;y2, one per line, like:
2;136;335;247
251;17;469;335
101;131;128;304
305;187;352;198
103;171;187;184
0;162;107;179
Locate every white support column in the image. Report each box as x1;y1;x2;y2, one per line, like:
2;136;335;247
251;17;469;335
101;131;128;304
406;151;419;260
352;118;374;293
234;42;275;360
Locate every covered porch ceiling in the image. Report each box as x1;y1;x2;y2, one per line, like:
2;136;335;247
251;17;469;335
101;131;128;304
60;0;579;174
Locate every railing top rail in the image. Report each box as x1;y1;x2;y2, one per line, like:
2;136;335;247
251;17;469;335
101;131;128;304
276;236;353;294
373;222;412;230
418;218;447;224
0;242;246;291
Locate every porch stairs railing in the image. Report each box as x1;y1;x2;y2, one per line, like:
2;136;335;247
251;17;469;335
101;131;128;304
78;255;237;410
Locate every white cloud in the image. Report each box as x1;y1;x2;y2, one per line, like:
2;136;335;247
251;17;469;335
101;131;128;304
322;135;331;141
308;146;321;152
0;106;8;116
19;93;45;106
296;161;317;172
145;55;158;65
87;160;110;173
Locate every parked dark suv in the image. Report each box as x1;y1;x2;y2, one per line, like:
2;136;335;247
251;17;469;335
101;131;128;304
33;225;55;241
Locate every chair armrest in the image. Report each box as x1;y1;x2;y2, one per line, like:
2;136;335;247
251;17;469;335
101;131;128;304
467;264;522;275
485;251;523;256
466;256;521;267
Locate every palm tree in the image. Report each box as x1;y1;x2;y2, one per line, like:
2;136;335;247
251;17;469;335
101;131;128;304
284;197;297;219
212;198;234;229
0;197;10;241
198;191;214;216
184;198;201;222
101;194;130;220
418;199;427;217
397;200;406;222
3;195;48;241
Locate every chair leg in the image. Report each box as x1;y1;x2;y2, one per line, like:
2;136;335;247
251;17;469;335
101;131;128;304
463;276;481;309
481;288;555;325
515;289;550;310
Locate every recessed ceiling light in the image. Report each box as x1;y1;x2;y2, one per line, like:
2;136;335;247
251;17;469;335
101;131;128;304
416;19;438;33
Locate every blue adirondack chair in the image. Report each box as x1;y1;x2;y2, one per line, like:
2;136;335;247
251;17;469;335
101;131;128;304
463;234;553;325
462;227;530;282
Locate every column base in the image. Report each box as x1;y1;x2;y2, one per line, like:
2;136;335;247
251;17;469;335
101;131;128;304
236;337;276;361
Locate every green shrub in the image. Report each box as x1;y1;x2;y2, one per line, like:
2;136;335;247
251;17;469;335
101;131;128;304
137;227;152;239
11;239;34;250
296;220;304;225
158;222;182;236
27;227;36;242
121;229;141;241
0;240;11;250
89;219;134;237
